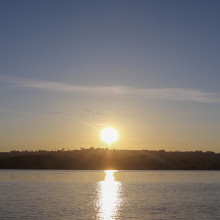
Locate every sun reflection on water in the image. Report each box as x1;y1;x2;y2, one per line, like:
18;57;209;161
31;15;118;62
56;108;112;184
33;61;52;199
96;170;123;219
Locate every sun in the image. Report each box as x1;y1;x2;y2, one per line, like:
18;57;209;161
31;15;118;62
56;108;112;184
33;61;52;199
101;127;119;145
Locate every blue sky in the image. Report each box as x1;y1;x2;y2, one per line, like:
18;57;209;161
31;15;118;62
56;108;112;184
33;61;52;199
1;0;220;151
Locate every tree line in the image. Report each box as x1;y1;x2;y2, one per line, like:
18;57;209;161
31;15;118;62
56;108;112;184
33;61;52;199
0;148;219;170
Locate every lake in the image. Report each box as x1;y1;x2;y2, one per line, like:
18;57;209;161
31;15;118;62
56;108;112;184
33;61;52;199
0;170;219;219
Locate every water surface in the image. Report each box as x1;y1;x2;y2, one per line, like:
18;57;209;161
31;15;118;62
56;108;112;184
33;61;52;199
0;170;219;219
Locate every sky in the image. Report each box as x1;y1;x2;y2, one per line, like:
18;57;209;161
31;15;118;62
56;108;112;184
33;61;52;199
1;0;220;152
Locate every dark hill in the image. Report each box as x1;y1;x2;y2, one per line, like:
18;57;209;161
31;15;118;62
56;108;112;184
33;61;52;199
0;149;219;170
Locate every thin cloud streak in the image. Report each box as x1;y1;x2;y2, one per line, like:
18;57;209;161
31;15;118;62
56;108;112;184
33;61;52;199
6;78;220;103
0;108;39;116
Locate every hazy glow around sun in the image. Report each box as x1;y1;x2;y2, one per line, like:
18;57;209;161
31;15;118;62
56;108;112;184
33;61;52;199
101;127;119;145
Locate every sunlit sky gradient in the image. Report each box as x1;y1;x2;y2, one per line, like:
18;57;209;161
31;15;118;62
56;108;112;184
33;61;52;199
1;0;220;152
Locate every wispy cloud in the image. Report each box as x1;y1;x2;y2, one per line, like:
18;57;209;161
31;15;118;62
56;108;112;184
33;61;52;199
4;77;220;103
0;108;39;116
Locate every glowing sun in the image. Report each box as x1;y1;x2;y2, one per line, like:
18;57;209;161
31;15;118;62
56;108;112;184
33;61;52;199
101;127;119;145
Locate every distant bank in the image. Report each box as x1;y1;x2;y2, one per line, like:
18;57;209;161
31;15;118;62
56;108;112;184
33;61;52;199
0;149;220;170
